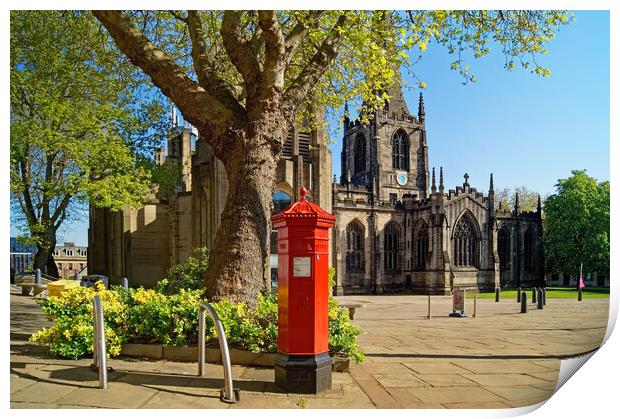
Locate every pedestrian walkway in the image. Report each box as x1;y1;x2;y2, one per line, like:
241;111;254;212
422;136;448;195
10;290;608;409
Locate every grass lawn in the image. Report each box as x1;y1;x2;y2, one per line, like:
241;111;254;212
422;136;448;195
467;287;610;299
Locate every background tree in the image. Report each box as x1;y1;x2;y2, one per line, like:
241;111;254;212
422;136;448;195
495;186;546;212
543;170;609;279
10;11;167;276
93;10;571;305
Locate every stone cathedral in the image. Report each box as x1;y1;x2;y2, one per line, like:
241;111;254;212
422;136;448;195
331;87;544;295
89;84;544;295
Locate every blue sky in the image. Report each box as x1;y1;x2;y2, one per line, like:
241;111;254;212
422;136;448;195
12;10;609;246
330;10;610;194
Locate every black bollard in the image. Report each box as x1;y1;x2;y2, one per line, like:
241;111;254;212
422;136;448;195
578;287;583;301
520;292;528;313
532;287;537;304
517;287;522;303
495;287;500;302
542;288;547;306
537;289;543;309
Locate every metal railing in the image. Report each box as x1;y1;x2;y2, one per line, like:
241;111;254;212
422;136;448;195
92;295;108;389
198;302;240;404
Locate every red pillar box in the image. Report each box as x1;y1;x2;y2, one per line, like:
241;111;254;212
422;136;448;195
270;186;335;394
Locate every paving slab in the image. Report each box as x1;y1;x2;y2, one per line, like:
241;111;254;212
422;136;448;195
54;382;158;408
403;361;472;375
373;373;429;388
11;402;57;409
406;386;508;404
443;401;512;409
10;375;37;394
11;381;78;404
413;374;478;387
141;391;228;409
482;385;553;401
461;373;551;387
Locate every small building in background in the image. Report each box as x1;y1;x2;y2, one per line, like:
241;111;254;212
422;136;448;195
53;242;88;279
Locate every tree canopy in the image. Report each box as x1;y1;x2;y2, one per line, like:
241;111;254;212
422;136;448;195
93;10;572;305
495;186;544;213
10;11;167;274
543;170;609;278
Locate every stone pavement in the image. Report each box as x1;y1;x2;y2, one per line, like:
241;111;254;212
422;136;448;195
10;289;608;409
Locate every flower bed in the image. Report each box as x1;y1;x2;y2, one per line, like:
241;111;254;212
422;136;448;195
30;284;364;365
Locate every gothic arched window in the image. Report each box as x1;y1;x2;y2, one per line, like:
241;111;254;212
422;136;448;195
498;227;511;270
384;222;400;271
354;134;366;175
392;130;410;171
415;222;429;270
524;229;535;272
346;220;365;272
453;215;478;267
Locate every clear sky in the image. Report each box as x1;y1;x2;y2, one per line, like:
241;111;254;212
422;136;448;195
11;10;609;247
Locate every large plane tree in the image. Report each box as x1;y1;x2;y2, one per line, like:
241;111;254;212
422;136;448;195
94;10;570;305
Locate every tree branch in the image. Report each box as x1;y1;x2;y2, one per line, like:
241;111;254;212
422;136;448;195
51;192;72;226
258;10;285;90
93;11;237;142
283;13;348;111
220;11;261;95
186;11;245;114
283;11;323;67
18;157;37;224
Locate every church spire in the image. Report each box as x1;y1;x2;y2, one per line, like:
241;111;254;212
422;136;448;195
439;166;444;193
488;173;495;211
514;192;520;215
418;92;426;124
537;194;542;213
431;167;437;193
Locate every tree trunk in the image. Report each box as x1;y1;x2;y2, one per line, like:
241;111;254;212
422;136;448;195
33;227;59;278
46;254;60;278
204;125;284;306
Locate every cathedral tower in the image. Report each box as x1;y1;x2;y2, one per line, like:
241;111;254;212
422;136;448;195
341;81;429;204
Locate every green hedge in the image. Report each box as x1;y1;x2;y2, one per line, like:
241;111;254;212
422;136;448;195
30;282;364;363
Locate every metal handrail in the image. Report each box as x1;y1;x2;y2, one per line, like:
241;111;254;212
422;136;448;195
198;302;240;404
92;295;108;389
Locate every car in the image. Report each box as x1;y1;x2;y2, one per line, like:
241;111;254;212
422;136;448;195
81;275;109;289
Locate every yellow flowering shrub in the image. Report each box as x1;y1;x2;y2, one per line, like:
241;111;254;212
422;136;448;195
30;286;128;359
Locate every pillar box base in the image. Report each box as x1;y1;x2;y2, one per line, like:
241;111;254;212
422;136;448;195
274;352;332;394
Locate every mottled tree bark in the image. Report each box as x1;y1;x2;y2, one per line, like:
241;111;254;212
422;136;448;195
205;122;286;302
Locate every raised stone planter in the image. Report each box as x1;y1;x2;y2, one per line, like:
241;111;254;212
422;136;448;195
119;343;350;371
121;343;163;359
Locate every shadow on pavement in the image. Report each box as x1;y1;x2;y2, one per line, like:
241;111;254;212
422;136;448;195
11;364;279;398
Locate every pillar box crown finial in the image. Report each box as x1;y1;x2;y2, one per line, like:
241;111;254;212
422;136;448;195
271;186;336;227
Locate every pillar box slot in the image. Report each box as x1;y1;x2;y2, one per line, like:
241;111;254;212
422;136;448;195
271;186;335;394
